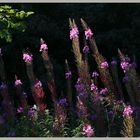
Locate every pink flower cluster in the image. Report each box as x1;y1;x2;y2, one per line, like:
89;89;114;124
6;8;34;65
82;124;94;137
90;83;98;92
70;27;79;40
123;105;133;117
120;61;130;73
85;28;93;40
23;53;33;63
17;107;24;113
99;88;108;95
100;61;109;69
34;81;42;88
40;43;48;52
15;79;22;87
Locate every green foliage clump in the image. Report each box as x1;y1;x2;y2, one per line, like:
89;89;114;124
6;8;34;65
0;5;34;42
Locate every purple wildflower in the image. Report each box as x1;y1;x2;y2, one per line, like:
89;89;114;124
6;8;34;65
100;61;109;69
15;79;22;87
85;28;93;40
82;124;94;137
28;105;38;118
129;62;137;69
59;98;68;106
34;81;42;88
92;71;99;78
17;107;24;113
0;83;7;90
123;56;131;62
99;88;108;95
123;105;133;117
65;71;72;79
108;111;114;118
70;27;79;40
111;60;117;65
40;43;48;52
120;61;130;73
75;78;84;93
83;45;90;54
122;75;129;83
23;53;33;63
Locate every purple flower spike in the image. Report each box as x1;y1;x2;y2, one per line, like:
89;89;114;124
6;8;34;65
65;71;72;79
70;27;79;40
83;45;90;54
85;28;93;40
100;61;109;69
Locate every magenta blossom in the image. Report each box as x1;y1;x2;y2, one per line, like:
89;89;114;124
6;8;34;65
23;53;33;63
123;105;133;117
15;79;22;87
120;61;130;73
85;28;93;40
111;60;117;65
65;71;72;79
92;71;99;78
70;27;79;40
100;61;109;69
40;43;48;52
100;88;108;95
34;81;42;88
91;83;98;92
82;124;94;137
17;107;24;113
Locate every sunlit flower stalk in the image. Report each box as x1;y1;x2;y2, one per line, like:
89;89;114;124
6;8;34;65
110;59;124;100
118;49;140;105
14;76;28;110
121;105;135;137
40;38;57;104
65;59;73;106
81;18;116;103
23;51;47;113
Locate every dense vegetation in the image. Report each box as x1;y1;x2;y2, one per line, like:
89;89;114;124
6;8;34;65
0;4;140;137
